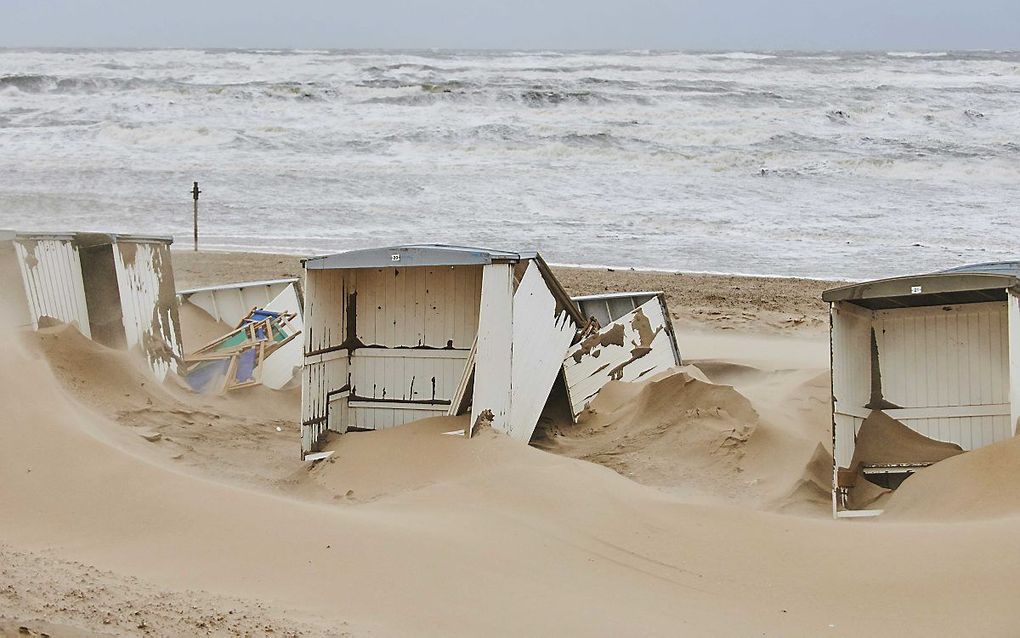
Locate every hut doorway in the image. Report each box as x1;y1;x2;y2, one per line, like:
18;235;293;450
79;242;127;349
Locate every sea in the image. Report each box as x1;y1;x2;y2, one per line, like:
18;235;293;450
1;48;1018;280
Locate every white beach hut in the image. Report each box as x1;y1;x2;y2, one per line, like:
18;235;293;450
0;230;184;381
299;244;587;456
824;262;1020;517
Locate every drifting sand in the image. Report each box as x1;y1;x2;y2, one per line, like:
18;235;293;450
2;250;1019;636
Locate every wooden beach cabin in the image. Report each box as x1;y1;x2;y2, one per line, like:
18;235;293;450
300;244;586;456
564;291;682;417
824;262;1020;517
1;231;184;381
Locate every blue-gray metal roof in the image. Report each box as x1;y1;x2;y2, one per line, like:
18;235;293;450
303;244;530;270
823;261;1020;308
939;261;1020;277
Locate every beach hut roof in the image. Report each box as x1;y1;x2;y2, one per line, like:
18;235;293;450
2;230;174;245
822;261;1020;309
303;244;531;270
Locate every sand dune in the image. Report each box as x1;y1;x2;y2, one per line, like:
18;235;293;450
3;254;1020;636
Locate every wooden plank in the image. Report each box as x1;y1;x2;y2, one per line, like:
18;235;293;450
1010;292;1020;436
837;404;1011;420
470;263;513;436
349;348;469;359
507;262;578;441
348;401;448;411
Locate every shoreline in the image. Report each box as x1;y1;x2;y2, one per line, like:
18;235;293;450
170;244;859;284
172;250;843;334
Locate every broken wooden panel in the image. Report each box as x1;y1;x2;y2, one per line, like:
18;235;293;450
259;282;304;390
111;239;184;382
12;234;91;337
178;278;300;326
470;263;513;436
504;262;578;442
562;296;681;417
0;234;32;330
301;349;348;455
573;291;660;328
1009;291;1020;437
831;301;873;470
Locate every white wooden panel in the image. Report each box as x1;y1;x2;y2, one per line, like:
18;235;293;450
471;263;513;436
503;262;578;442
260;283;304;390
14;238;91;337
873;301;1009;451
300;355;348;455
563;296;680;417
112;241;183;382
830;302;873;469
304;269;347;354
351;265;481;348
1009;291;1020;436
180;279;297;326
349;351;467;402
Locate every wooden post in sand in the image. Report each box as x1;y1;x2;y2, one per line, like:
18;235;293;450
191;181;201;252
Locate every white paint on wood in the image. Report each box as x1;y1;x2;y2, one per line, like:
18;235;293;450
179;279;298;326
1009;291;1020;436
259;283;304;390
505;262;578;441
470;263;513;436
13;238;91;337
448;337;476;418
830;301;873;470
111;241;184;382
872;301;1009;450
563;296;680;417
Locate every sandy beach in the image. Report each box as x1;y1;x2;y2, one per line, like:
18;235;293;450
3;250;1019;637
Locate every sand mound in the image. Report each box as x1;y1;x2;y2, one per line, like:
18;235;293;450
849;410;964;470
5;296;1020;634
539;370;761;500
772;443;834;515
882;435;1020;521
23;323;301;489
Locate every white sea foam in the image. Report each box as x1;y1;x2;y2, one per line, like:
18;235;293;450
0;48;1018;280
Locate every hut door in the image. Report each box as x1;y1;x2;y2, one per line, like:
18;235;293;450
79;244;127;349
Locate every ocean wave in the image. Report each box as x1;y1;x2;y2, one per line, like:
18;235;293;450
703;52;777;60
0;74;145;93
886;51;949;58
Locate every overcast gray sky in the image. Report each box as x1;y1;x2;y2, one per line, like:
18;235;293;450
1;0;1017;50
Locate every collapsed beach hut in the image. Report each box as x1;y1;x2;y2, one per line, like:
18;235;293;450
179;279;305;390
299;245;588;456
824;262;1020;517
178;278;301;326
0;230;183;381
564;291;682;417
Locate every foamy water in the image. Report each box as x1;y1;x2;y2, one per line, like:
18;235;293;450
1;48;1018;279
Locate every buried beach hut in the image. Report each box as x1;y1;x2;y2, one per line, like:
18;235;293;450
299;244;587;456
564;291;682;417
0;230;184;380
824;261;1020;517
